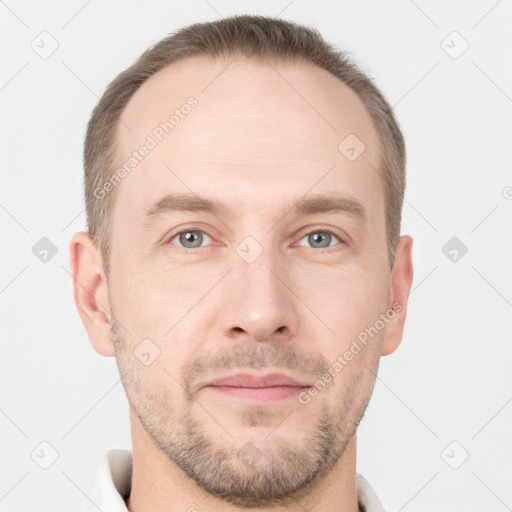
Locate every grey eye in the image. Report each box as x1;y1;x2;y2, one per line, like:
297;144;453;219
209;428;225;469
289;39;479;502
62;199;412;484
170;230;212;249
298;231;340;249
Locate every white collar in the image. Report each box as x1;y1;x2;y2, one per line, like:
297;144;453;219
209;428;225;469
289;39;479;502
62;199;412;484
85;449;386;512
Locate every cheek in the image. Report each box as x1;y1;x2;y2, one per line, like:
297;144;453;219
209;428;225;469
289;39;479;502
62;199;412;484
305;266;388;327
110;263;216;381
299;267;389;365
109;255;209;338
115;334;189;416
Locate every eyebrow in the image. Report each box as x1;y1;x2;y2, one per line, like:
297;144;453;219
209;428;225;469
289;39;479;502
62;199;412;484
143;191;367;225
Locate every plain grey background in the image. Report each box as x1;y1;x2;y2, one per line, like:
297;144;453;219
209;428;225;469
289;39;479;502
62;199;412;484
1;1;511;510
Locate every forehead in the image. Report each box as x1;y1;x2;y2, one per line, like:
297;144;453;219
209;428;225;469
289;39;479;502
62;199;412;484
113;56;383;221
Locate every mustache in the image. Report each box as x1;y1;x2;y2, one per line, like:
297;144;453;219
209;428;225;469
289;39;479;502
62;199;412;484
182;338;330;394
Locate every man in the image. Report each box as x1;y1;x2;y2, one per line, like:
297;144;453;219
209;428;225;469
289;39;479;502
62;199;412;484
70;14;413;512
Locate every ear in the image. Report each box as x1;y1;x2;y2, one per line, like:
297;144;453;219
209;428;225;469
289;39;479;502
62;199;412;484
381;235;414;356
69;231;115;357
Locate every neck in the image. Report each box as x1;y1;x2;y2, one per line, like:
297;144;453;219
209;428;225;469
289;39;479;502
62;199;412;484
126;409;360;512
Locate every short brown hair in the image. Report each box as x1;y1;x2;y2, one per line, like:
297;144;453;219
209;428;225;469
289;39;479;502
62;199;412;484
84;14;406;276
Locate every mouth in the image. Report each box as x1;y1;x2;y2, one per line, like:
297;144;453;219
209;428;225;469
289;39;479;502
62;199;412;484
203;372;311;403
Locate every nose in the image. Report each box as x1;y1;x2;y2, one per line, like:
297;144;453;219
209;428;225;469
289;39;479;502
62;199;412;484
219;248;300;342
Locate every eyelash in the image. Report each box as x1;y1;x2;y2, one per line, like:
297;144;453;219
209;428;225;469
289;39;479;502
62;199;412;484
166;227;345;253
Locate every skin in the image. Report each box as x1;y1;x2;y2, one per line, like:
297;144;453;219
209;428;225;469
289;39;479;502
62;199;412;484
70;56;413;512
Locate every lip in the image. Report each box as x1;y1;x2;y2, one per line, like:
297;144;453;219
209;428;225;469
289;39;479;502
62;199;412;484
203;372;311;403
206;372;310;388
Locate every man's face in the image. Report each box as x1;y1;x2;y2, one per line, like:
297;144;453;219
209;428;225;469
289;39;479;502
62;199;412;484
109;57;393;506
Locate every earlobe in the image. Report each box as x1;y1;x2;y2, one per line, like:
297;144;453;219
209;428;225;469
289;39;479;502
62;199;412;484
381;235;414;356
69;232;115;357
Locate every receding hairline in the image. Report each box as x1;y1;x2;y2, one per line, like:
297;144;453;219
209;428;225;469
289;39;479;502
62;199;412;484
110;52;379;191
113;52;365;141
